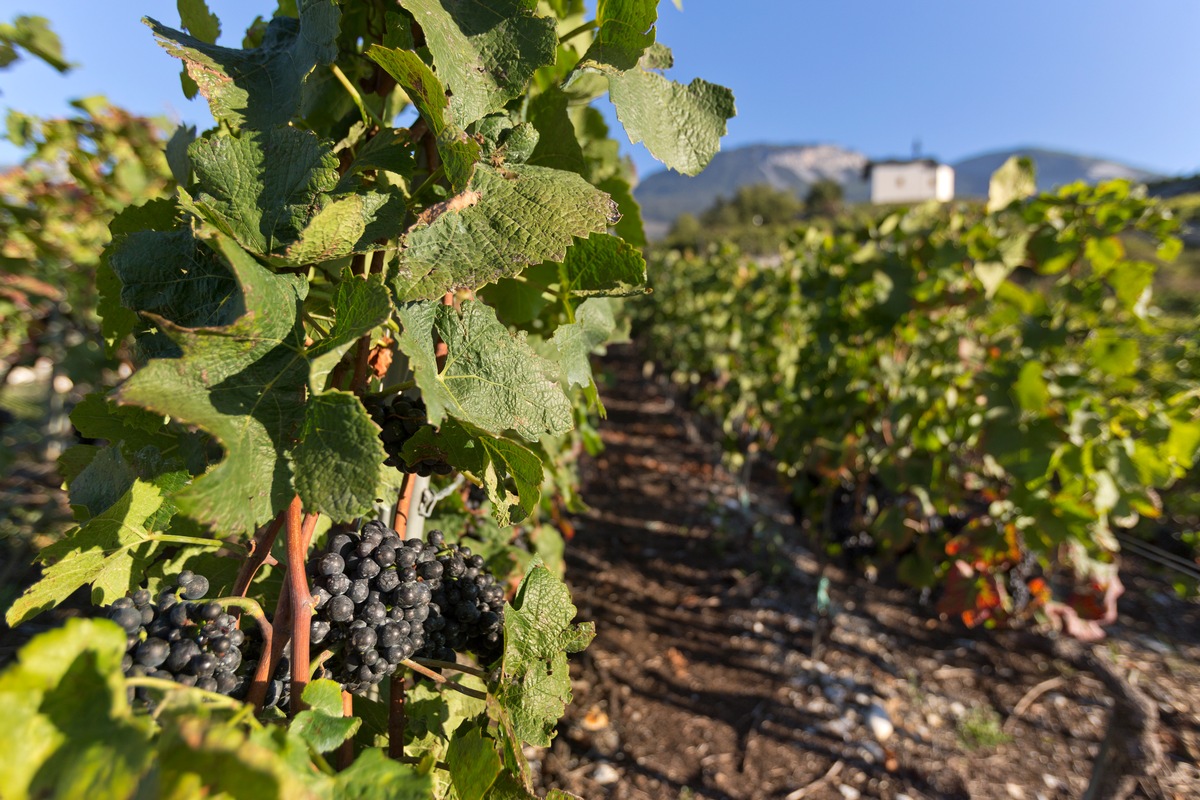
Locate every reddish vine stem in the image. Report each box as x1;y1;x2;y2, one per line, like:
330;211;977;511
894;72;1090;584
338;691;355;769
286;496;312;714
388;672;407;760
231;511;285;598
393;473;415;538
215;596;274;714
247;580;287;711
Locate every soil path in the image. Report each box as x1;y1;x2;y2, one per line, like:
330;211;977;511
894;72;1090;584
536;345;1200;800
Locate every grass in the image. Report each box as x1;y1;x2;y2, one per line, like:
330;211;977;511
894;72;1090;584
956;705;1012;750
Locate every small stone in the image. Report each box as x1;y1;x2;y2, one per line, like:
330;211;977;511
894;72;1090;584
1043;774;1061;790
949;701;966;717
592;763;620;786
926;713;943;728
837;785;861;800
866;703;894;742
1005;782;1024;798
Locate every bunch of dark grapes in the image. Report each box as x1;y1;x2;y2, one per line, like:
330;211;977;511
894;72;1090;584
364;394;452;477
421;530;506;666
308;523;506;694
107;571;251;706
309;520;435;692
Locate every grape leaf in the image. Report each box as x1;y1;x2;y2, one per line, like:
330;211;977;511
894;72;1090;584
182;127;407;267
447;720;501;800
291;679;361;753
117;232;308;534
395;300;572;441
396;0;556;127
307;270;393;393
304;268;393;393
988;156;1037;213
108;226;242;333
364;46;480;193
146;0;340;130
597;176;646;248
332;747;432;800
290;391;391;521
165;124;197;186
496;560;595;746
0;15;71;72
527;87;587;175
393;164;619;301
608;69;735;176
401;418;545;526
176;0;220;43
559;233;646;298
6;481;164;626
550;298;620;389
578;0;657;74
0;620;152;800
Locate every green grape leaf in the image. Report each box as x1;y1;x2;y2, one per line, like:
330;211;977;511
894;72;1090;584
527;87;586;175
608;69;734;176
401;418;545;526
70;393;182;455
597;176;646;248
177;0;220;43
550;298;619;388
155;717;286;799
291;679;360;753
290;391;390;521
1013;361;1049;414
395;300;573;441
578;0;657;73
0;620;152;800
108;226;241;333
307;270;393;393
396;0;556;127
100;198;187;351
117;232;308;534
497;560;595;746
66;445;138;520
559;233;646;298
345;127;418;178
332;747;432;800
364;46;481;193
0;15;71;72
182;127;407;267
394;164;619;301
165;124;196;187
447;720;501;800
6;481;164;626
1087;332;1139;377
146;0;340;130
988;156;1036;213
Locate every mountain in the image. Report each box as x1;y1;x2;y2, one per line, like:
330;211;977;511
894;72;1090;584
951;147;1162;198
634;143;1163;239
634;143;869;239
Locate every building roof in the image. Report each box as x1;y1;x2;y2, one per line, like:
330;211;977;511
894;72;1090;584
863;158;949;179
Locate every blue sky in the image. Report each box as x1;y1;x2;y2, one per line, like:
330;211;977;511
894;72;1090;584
2;1;1198;178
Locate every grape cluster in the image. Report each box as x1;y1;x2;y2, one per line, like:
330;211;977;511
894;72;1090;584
364;394;452;477
308;523;505;694
108;571;251;705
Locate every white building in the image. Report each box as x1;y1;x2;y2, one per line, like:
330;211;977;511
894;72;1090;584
866;159;955;204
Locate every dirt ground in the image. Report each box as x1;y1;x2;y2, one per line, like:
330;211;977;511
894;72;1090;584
535;345;1200;800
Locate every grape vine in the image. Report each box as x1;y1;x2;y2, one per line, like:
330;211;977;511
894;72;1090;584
0;1;734;797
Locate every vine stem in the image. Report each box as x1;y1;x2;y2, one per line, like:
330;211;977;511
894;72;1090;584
388;672;406;760
559;19;597;44
400;659;488;701
286;496;313;714
232;510;285;598
373;378;416;397
338;691;355;769
411;657;486;679
393;473;415;537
